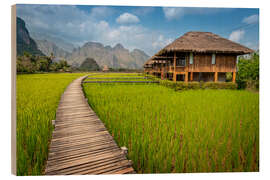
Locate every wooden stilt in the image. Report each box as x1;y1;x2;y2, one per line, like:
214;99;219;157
173;73;177;82
184;72;188;82
190;72;193;81
173;52;176;82
232;72;236;83
214;72;218;82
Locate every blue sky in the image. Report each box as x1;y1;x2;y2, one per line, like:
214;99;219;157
17;4;259;56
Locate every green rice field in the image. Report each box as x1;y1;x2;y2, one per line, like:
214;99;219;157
16;73;87;175
83;73;259;173
16;72;259;175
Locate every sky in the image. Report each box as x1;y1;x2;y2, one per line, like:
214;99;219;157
16;4;259;56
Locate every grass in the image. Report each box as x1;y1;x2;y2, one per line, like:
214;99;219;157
88;73;144;78
85;78;153;82
16;73;87;175
83;73;259;173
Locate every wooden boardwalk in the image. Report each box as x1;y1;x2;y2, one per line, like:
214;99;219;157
45;76;135;175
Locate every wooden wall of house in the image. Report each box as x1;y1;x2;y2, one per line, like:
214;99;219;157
186;53;237;72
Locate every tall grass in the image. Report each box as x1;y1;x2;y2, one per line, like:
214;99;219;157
16;73;87;175
83;76;259;173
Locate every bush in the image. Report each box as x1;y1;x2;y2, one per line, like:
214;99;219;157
160;80;176;89
236;52;259;90
159;80;237;91
246;80;259;90
202;82;237;89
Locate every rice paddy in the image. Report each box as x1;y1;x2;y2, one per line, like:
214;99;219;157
16;73;87;175
83;73;259;173
16;72;259;175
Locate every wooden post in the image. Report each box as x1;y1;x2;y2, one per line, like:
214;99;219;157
52;120;55;127
232;72;236;83
121;146;128;155
190;72;193;81
173;73;177;82
185;72;189;82
161;66;164;80
173;52;176;82
214;72;218;82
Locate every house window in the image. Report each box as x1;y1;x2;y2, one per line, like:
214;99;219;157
176;55;186;66
189;52;193;64
212;53;216;64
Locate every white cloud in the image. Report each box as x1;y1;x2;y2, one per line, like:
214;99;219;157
242;14;259;24
116;13;140;24
163;7;231;20
16;5;173;55
152;35;173;50
163;7;185;20
229;30;245;42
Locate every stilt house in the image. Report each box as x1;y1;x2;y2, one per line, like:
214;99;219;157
144;32;254;82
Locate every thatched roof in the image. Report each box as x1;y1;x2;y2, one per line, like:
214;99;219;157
156;31;254;56
144;56;170;67
143;57;154;67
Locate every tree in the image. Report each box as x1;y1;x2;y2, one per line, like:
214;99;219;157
37;59;49;71
236;52;259;89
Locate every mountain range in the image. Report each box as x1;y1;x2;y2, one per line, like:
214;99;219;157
66;42;149;69
17;17;149;69
16;17;44;56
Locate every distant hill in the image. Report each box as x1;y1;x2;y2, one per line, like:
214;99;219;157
67;42;149;69
18;17;150;69
35;39;71;60
79;57;100;71
16;17;44;56
31;32;76;53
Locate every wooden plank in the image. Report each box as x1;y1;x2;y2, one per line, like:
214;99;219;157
47;147;122;166
103;166;135;174
45;75;135;175
47;156;127;175
46;151;124;173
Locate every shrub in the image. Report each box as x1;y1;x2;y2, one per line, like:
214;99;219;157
159;79;237;90
202;82;237;89
160;80;176;89
236;52;259;90
174;82;189;90
188;82;200;89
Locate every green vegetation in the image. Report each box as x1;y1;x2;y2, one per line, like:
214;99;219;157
83;73;259;173
16;73;87;175
89;73;144;78
85;78;152;82
159;80;237;90
16;52;71;73
17;52;71;73
237;53;259;90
